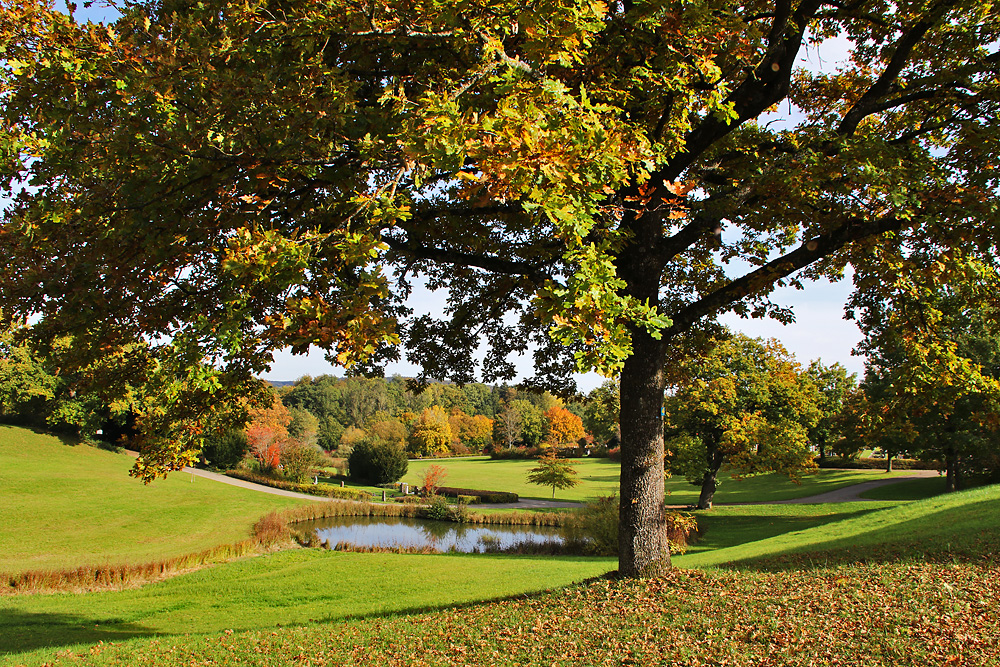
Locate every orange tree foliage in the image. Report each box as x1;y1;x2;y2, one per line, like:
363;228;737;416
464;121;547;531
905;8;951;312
2;0;998;576
245;393;292;470
448;410;494;452
543;405;585;447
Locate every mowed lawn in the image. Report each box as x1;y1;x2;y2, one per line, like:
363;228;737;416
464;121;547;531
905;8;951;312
403;455;932;503
0;550;614;660
0;425;308;575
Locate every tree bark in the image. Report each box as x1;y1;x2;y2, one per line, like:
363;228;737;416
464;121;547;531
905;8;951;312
618;330;670;577
697;438;724;510
945;443;957;492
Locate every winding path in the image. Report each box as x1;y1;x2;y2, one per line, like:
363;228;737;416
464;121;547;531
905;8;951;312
142;452;941;507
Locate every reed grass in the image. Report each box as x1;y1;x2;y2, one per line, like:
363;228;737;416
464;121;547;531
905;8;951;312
1;538;268;596
280;500;566;526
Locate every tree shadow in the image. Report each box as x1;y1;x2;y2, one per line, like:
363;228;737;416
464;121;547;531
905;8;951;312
315;564;615;625
0;608;158;657
717;498;1000;572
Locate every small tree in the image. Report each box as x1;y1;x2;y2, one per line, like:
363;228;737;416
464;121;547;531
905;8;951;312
527;452;580;499
279;439;323;483
349;436;409;485
421;464;448;497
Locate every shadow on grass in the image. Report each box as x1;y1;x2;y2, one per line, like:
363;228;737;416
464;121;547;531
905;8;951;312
689;506;888;554
720;499;1000;572
0;608;157;657
314;561;616;626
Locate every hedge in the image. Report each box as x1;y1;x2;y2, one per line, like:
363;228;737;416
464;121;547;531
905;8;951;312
225;469;373;501
436;486;519;504
814;456;940;471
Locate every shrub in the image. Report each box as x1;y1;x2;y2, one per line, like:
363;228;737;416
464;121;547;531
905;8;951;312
251;511;290;545
815;456;937;470
425;494;452;520
225;469;371;500
436;486;519;503
566;494;697;555
201;428;249;469
349;436;409;485
490;446;541;460
457;494;479;505
607;446;621;462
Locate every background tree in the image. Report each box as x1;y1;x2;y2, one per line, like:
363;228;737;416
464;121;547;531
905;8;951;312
527;452;581;499
851;253;1000;488
806;361;857;461
665;334;821;509
3;0;998;577
584;381;620;446
542;405;586;448
407;405;453;457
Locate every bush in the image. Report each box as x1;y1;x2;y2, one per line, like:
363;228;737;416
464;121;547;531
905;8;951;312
815;456;938;470
457;494;479;505
225;469;371;500
425;495;452;520
565;494;698;556
349;436;409;485
201;428;249;469
607;446;621;462
436;486;518;503
490;446;541;460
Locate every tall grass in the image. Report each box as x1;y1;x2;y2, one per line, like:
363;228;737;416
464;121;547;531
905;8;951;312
1;539;267;596
281;500;566;526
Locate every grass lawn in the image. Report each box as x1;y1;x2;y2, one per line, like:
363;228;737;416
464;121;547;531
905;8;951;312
6;422;998;666
402;456;930;504
859;474;948;500
0;550;614;662
4;484;999;666
676;482;1000;569
0;426;308;575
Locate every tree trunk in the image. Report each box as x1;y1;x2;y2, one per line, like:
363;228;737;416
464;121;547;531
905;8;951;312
945;443;957;492
696;439;724;510
618;331;670;578
885;453;893;473
818;441;826;462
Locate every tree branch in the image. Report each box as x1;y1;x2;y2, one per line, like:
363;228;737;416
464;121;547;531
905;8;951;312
662;212;906;339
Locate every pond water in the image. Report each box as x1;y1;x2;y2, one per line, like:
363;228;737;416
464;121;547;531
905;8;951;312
294;515;565;553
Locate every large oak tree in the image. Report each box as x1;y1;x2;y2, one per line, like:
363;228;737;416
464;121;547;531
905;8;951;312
1;0;998;576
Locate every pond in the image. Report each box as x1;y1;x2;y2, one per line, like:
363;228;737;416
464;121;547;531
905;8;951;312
293;515;566;553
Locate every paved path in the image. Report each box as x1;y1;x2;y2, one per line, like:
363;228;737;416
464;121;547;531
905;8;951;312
769;469;940;504
125;450;330;501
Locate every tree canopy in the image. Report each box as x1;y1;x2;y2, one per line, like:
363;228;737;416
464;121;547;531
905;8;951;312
2;0;998;576
665;333;820;509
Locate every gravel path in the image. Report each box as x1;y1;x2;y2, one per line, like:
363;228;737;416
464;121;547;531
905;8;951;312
770;469;940;504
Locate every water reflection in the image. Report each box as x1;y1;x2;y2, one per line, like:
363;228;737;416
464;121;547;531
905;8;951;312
295;515;564;553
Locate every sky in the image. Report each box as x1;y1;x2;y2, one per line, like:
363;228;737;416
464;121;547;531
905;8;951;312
16;4;867;390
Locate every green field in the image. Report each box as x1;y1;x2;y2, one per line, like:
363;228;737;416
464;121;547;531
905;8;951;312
403;455;928;503
0;426;307;575
4;424;998;667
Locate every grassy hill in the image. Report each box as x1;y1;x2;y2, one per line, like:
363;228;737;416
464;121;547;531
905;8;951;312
3;422;998;666
5;483;999;666
0;425;307;575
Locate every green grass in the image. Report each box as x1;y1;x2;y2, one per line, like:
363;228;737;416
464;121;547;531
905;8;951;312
676;482;1000;570
1;549;613;662
402;456;929;503
0;425;307;575
858;474;948;500
6;424;999;666
677;501;899;556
